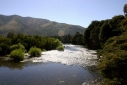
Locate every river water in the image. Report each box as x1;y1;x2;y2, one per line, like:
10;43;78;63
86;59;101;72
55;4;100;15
0;44;100;85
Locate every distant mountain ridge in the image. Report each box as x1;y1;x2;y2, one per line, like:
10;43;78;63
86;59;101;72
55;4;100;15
0;14;85;36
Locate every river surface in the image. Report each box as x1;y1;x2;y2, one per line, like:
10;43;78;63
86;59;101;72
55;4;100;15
0;44;100;85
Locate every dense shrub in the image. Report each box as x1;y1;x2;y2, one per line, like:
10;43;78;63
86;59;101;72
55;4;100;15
98;34;127;84
71;32;84;45
28;47;41;57
10;49;24;62
10;43;26;52
56;46;64;51
0;36;11;56
0;43;10;56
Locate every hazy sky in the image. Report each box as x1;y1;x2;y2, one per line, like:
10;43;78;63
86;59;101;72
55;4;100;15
0;0;126;27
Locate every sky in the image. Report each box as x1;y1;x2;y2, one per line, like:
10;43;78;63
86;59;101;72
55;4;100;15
0;0;126;28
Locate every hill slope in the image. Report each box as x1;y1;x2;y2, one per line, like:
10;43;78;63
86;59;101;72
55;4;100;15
0;14;85;36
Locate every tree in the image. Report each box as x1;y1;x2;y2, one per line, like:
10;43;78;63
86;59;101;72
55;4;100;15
10;49;24;62
99;15;125;47
84;20;102;49
7;32;15;39
10;43;26;52
71;32;84;45
90;26;101;49
124;4;127;17
109;15;125;36
0;36;11;55
28;47;41;57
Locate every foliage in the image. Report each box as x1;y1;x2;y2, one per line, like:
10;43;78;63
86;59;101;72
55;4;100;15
83;12;127;84
10;43;26;52
28;47;42;57
0;35;11;56
99;15;125;46
98;50;127;85
99;33;127;55
99;19;112;46
84;20;103;49
10;49;24;62
98;33;127;84
0;32;64;56
7;32;15;39
124;4;127;17
56;46;64;51
10;34;63;51
71;32;84;45
52;34;72;43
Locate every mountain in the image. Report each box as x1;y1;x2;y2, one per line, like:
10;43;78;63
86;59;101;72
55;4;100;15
0;14;85;36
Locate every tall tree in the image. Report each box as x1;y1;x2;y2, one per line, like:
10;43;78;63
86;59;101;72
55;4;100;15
71;32;84;45
124;4;127;17
99;15;124;47
84;20;102;49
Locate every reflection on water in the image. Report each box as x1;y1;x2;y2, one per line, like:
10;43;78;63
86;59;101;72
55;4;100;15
0;44;100;85
0;60;25;69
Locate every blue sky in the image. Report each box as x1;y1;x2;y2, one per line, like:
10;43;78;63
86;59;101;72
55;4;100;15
0;0;126;27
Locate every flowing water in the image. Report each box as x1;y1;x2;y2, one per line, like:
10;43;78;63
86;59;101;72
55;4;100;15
0;44;100;85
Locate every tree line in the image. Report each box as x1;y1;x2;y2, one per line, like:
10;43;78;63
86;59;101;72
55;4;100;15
83;4;127;85
0;32;63;56
52;32;84;45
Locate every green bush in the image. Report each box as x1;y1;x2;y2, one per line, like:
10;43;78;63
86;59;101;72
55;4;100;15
28;47;41;57
97;34;127;84
10;49;24;62
54;39;62;47
0;43;10;56
10;43;26;52
98;50;127;84
56;46;64;51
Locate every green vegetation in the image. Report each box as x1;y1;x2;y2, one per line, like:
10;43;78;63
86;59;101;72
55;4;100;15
98;34;127;85
10;49;24;62
56;46;64;51
10;43;26;52
28;47;41;57
71;32;84;45
124;4;127;17
52;32;84;45
0;32;63;61
83;4;127;85
84;15;125;50
0;35;11;56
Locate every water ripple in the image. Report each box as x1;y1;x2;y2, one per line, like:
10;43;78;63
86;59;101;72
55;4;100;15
24;44;98;67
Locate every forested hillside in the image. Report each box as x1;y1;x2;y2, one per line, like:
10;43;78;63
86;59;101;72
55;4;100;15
0;15;85;36
83;4;127;85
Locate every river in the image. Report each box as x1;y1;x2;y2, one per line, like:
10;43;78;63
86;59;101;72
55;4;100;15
0;44;100;85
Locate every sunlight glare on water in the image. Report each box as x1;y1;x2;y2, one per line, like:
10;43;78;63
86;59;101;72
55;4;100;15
24;44;98;67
